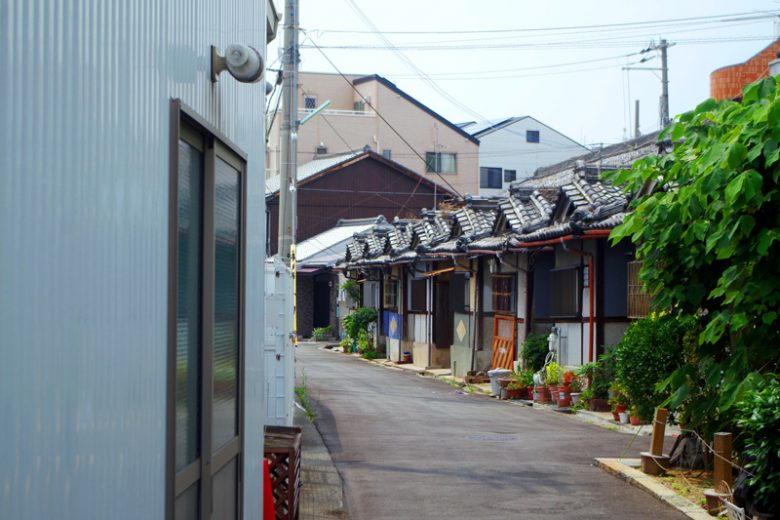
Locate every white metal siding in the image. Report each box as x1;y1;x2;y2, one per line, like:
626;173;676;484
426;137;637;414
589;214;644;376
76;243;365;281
0;1;267;518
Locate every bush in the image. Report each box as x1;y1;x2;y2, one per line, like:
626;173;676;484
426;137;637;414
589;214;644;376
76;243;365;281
545;362;563;385
338;337;352;354
521;333;548;371
340;279;360;306
735;377;780;513
361;347;379;360
312;325;333;341
613;313;693;422
342;307;377;342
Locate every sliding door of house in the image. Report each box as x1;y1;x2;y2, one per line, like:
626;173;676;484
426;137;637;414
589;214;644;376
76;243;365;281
168;101;246;520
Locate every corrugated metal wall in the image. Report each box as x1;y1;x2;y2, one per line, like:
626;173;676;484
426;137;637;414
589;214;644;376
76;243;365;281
0;0;267;518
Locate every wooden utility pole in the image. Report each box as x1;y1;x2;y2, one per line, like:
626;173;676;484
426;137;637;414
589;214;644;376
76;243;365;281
277;0;299;266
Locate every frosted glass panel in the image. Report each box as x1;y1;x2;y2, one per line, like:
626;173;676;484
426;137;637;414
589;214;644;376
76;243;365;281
174;483;199;520
212;158;240;450
212;459;238;520
176;140;203;471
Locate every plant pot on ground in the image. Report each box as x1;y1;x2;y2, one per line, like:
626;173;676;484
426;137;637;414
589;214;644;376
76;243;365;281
570;392;582;406
629;414;642;426
534;385;549;404
619;412;629;424
505;382;525;400
611;410;620;422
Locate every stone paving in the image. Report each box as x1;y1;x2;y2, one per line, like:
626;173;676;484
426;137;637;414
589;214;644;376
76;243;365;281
295;404;348;520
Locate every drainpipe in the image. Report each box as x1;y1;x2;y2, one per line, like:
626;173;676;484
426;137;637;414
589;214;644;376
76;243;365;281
427;274;433;368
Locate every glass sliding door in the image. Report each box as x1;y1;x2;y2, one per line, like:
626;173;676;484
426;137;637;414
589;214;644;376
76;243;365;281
169;101;246;520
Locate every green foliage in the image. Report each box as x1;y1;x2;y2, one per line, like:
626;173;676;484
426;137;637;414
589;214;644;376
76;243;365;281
521;333;549;371
606;76;780;436
295;371;316;420
356;329;371;353
342;307;378;342
361;347;379;360
338;337;352;353
340;279;360;305
311;325;333;341
736;377;780;512
545;362;563;385
513;368;535;388
613;313;692;422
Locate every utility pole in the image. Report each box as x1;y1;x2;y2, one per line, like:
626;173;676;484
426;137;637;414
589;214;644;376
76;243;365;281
624;38;674;132
634;99;640;139
659;39;670;128
277;0;299;266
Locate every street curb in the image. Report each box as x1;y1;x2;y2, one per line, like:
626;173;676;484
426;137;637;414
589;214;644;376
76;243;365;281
594;458;710;520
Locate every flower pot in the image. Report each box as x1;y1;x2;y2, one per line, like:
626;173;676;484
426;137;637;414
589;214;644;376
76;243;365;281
534;385;549;404
618;412;629;424
526;387;534;400
498;378;512;388
629;415;641;426
615;404;627;414
611;410;620;422
571;392;581;406
547;386;558;404
505;387;524;400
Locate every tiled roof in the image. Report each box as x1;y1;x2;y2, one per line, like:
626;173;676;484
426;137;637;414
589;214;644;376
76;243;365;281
266;151;363;195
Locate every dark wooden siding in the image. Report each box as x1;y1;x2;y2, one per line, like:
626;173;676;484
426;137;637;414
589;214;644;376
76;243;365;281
267;157;444;255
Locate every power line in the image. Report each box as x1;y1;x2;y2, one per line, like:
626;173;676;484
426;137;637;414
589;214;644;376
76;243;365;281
306;37;464;200
312;10;779;35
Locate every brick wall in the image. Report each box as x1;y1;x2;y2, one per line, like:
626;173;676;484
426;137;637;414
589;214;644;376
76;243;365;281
711;40;780;100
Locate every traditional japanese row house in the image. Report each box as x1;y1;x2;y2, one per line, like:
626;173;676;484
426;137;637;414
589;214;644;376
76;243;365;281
341;132;666;374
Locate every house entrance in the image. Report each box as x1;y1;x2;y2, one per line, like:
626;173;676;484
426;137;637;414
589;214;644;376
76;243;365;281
312;275;331;329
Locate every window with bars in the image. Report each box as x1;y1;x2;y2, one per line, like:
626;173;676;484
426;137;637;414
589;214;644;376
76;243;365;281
384;279;399;308
627;260;651;318
550;266;580;317
492;275;514;314
303;95;317;109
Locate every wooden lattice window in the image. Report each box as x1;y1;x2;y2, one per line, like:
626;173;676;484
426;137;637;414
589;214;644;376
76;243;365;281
627;261;651;318
492;275;514;314
384;279;399;309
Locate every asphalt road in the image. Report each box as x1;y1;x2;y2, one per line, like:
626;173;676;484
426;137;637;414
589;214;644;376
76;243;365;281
296;343;686;520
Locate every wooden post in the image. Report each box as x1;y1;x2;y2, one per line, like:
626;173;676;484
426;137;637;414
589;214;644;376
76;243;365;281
713;432;733;494
650;408;669;456
640;408;670;475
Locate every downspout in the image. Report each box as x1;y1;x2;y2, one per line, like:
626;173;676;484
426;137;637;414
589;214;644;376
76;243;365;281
427;273;433;368
471;257;482;372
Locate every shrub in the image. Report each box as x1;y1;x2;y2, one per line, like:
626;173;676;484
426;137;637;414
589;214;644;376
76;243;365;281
339;337;352;354
312;325;333;341
340;279;360;306
735;377;780;513
613;313;694;422
342;307;377;342
545;362;563;385
521;333;549;371
361;347;379;360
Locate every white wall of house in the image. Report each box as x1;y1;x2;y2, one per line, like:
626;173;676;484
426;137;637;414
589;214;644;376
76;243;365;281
476;117;588;196
1;1;267;518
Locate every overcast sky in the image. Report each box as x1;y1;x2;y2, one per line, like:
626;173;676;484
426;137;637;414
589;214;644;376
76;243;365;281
269;1;780;147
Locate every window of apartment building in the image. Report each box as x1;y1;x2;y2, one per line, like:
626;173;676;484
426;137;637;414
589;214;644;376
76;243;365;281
382;149;392;160
409;278;427;311
480;167;502;189
425;152;457;174
492;275;515;314
315;143;327;155
526;130;540;143
168;100;246;520
627;260;651;318
303;95;317;109
504;169;517;183
550;266;580;317
353;100;365;112
384;278;399;309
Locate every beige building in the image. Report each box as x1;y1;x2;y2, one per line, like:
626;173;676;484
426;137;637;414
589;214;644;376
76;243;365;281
267;72;480;197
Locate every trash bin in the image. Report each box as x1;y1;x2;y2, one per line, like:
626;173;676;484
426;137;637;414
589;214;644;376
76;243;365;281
488;368;512;396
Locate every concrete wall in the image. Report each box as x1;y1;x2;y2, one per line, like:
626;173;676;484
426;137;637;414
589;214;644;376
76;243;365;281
1;1;267;517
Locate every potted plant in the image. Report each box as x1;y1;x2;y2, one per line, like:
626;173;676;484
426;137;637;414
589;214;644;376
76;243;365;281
519;369;535;400
545;362;563;405
569;376;583;406
608;385;630;422
505;380;526;399
628;405;642;425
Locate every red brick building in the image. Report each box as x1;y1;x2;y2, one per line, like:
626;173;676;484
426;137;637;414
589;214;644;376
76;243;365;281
711;39;780;100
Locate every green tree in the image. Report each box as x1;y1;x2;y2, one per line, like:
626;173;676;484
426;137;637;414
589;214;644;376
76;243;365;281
607;77;780;437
